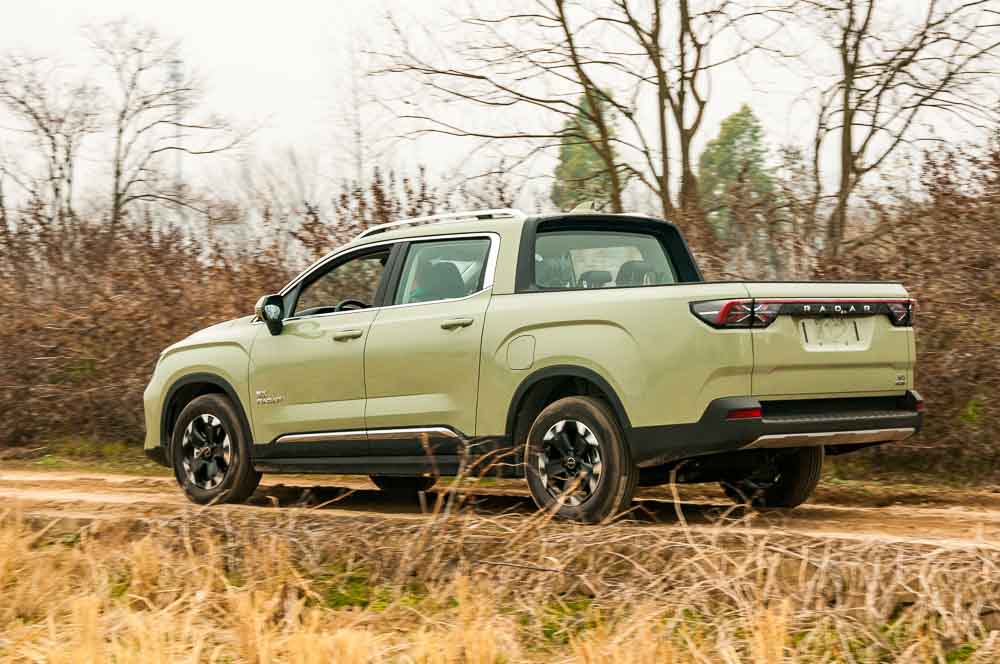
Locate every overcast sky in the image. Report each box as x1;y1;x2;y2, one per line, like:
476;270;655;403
0;0;987;208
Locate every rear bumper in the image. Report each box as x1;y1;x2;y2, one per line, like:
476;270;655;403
627;390;923;468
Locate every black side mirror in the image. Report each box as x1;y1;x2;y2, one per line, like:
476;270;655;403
254;294;284;336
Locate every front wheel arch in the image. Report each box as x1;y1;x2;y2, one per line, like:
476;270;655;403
161;372;254;454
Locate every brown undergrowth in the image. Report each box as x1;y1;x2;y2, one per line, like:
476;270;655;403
1;501;999;663
0;138;997;476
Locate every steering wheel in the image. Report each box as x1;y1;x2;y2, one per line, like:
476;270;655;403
336;299;368;312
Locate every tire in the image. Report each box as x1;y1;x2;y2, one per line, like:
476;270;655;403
370;475;437;493
170;394;262;505
720;446;824;508
524;396;638;523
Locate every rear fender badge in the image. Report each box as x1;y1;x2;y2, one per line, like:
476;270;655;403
895;374;906;386
255;390;285;406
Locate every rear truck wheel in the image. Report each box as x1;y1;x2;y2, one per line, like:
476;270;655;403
720;446;824;508
170;394;261;505
369;475;437;493
524;396;638;523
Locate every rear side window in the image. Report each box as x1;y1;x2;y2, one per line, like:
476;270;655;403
533;231;677;290
394;237;492;305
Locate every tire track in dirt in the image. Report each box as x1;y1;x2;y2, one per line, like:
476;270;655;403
3;470;1000;547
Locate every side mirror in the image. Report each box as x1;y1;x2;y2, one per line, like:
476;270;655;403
254;294;285;336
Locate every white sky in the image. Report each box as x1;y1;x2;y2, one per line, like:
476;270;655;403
0;0;377;153
0;0;990;209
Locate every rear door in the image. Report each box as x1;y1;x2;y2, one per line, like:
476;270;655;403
746;282;914;397
363;234;497;454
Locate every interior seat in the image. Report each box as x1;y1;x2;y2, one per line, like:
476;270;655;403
422;261;467;300
578;270;613;289
616;260;653;286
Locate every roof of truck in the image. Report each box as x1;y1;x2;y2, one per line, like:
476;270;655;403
343;209;678;251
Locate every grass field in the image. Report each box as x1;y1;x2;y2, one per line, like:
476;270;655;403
2;491;1000;663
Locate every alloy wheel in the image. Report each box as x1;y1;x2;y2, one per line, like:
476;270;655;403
537;419;603;506
181;413;232;490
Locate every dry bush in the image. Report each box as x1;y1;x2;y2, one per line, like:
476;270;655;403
0;142;997;475
834;139;1000;472
1;507;1000;662
0;213;289;444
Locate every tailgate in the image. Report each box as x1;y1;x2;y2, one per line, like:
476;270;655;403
746;282;915;397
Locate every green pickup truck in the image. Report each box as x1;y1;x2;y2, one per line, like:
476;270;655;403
143;209;922;522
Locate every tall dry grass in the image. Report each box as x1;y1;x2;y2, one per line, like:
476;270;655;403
1;505;999;662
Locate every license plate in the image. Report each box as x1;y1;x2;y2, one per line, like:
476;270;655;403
800;317;864;348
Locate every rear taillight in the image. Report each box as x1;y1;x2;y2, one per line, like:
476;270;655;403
886;300;915;327
691;298;915;328
690;300;779;329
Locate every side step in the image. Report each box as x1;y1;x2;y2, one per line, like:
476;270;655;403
253;455;463;476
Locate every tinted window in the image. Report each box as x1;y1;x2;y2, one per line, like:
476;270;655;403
293;248;390;316
534;231;676;289
394;238;491;305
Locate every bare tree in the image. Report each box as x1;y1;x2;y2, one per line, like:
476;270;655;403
0;54;101;222
796;0;1000;261
374;0;779;246
86;19;244;232
375;2;626;211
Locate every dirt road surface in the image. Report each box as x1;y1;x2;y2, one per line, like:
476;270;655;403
3;469;1000;548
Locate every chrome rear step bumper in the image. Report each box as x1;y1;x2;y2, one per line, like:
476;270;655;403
743;427;915;450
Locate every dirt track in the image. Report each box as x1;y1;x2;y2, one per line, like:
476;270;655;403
3;469;1000;548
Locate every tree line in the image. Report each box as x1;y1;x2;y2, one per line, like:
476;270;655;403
376;0;1000;272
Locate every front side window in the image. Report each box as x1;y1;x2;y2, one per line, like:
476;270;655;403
534;231;677;290
394;238;492;305
293;247;391;317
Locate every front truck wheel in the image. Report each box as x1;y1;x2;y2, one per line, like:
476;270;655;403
721;446;824;508
524;396;638;523
170;394;262;505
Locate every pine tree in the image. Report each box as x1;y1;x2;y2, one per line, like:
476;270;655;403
698;104;774;235
551;94;616;211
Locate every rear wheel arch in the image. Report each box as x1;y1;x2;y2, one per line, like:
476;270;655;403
161;373;253;452
506;365;631;446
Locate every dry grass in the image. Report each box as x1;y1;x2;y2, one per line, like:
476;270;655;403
2;502;999;663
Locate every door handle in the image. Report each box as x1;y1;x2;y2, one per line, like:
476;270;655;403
333;329;364;341
441;317;474;330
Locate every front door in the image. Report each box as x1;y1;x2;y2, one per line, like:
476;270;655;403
249;244;393;452
364;235;495;455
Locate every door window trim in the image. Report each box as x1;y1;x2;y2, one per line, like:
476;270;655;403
281;243;399;323
382;233;500;311
276;232;500;322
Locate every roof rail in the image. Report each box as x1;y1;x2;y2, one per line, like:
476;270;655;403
356;208;526;239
